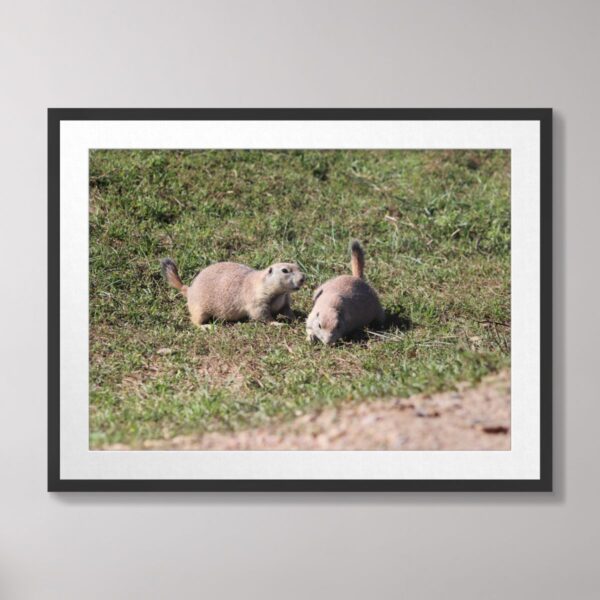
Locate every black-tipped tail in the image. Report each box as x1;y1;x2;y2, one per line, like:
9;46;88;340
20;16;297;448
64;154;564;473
161;258;187;296
349;240;365;278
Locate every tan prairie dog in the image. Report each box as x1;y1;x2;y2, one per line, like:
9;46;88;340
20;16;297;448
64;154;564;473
161;258;305;326
306;241;385;345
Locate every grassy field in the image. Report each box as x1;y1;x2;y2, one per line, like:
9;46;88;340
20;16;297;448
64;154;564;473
89;149;511;448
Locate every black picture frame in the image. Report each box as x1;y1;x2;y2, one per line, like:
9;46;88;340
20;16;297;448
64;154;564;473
48;108;552;492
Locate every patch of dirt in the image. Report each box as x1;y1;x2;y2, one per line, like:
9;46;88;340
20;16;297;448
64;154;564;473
196;356;247;390
106;370;510;451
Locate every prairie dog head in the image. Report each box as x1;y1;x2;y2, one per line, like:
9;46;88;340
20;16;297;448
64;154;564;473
264;262;305;293
306;305;344;345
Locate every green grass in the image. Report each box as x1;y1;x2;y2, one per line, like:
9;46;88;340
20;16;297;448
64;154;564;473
89;149;510;448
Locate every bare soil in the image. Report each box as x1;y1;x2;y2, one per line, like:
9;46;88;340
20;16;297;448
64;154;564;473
105;370;510;451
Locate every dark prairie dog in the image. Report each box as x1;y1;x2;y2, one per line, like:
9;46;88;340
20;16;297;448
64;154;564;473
306;241;384;345
161;258;305;326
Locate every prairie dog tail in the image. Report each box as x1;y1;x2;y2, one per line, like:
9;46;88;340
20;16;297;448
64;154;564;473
350;240;365;279
161;258;188;296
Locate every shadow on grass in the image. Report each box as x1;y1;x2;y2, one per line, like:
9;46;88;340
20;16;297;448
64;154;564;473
185;311;308;328
339;310;414;346
382;311;413;333
174;309;412;342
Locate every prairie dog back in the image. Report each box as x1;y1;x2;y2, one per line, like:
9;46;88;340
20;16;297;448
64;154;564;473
189;262;254;322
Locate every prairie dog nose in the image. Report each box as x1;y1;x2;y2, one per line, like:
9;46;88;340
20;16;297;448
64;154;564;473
298;274;306;285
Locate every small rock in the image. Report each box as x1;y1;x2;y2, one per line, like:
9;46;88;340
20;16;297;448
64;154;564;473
415;405;440;418
482;424;509;434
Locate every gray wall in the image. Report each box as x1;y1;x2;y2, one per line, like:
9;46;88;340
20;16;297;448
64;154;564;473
1;1;598;598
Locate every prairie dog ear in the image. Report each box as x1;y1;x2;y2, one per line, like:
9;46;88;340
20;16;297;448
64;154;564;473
312;286;323;301
268;267;273;275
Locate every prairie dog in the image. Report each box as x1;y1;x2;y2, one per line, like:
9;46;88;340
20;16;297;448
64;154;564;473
161;258;305;326
306;241;384;345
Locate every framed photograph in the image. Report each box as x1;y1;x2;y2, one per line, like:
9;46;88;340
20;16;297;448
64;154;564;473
48;108;552;492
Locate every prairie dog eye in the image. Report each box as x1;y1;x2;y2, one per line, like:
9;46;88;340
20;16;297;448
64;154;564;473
318;323;321;329
281;268;289;274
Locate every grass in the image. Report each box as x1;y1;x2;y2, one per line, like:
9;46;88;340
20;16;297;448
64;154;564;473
89;149;510;448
